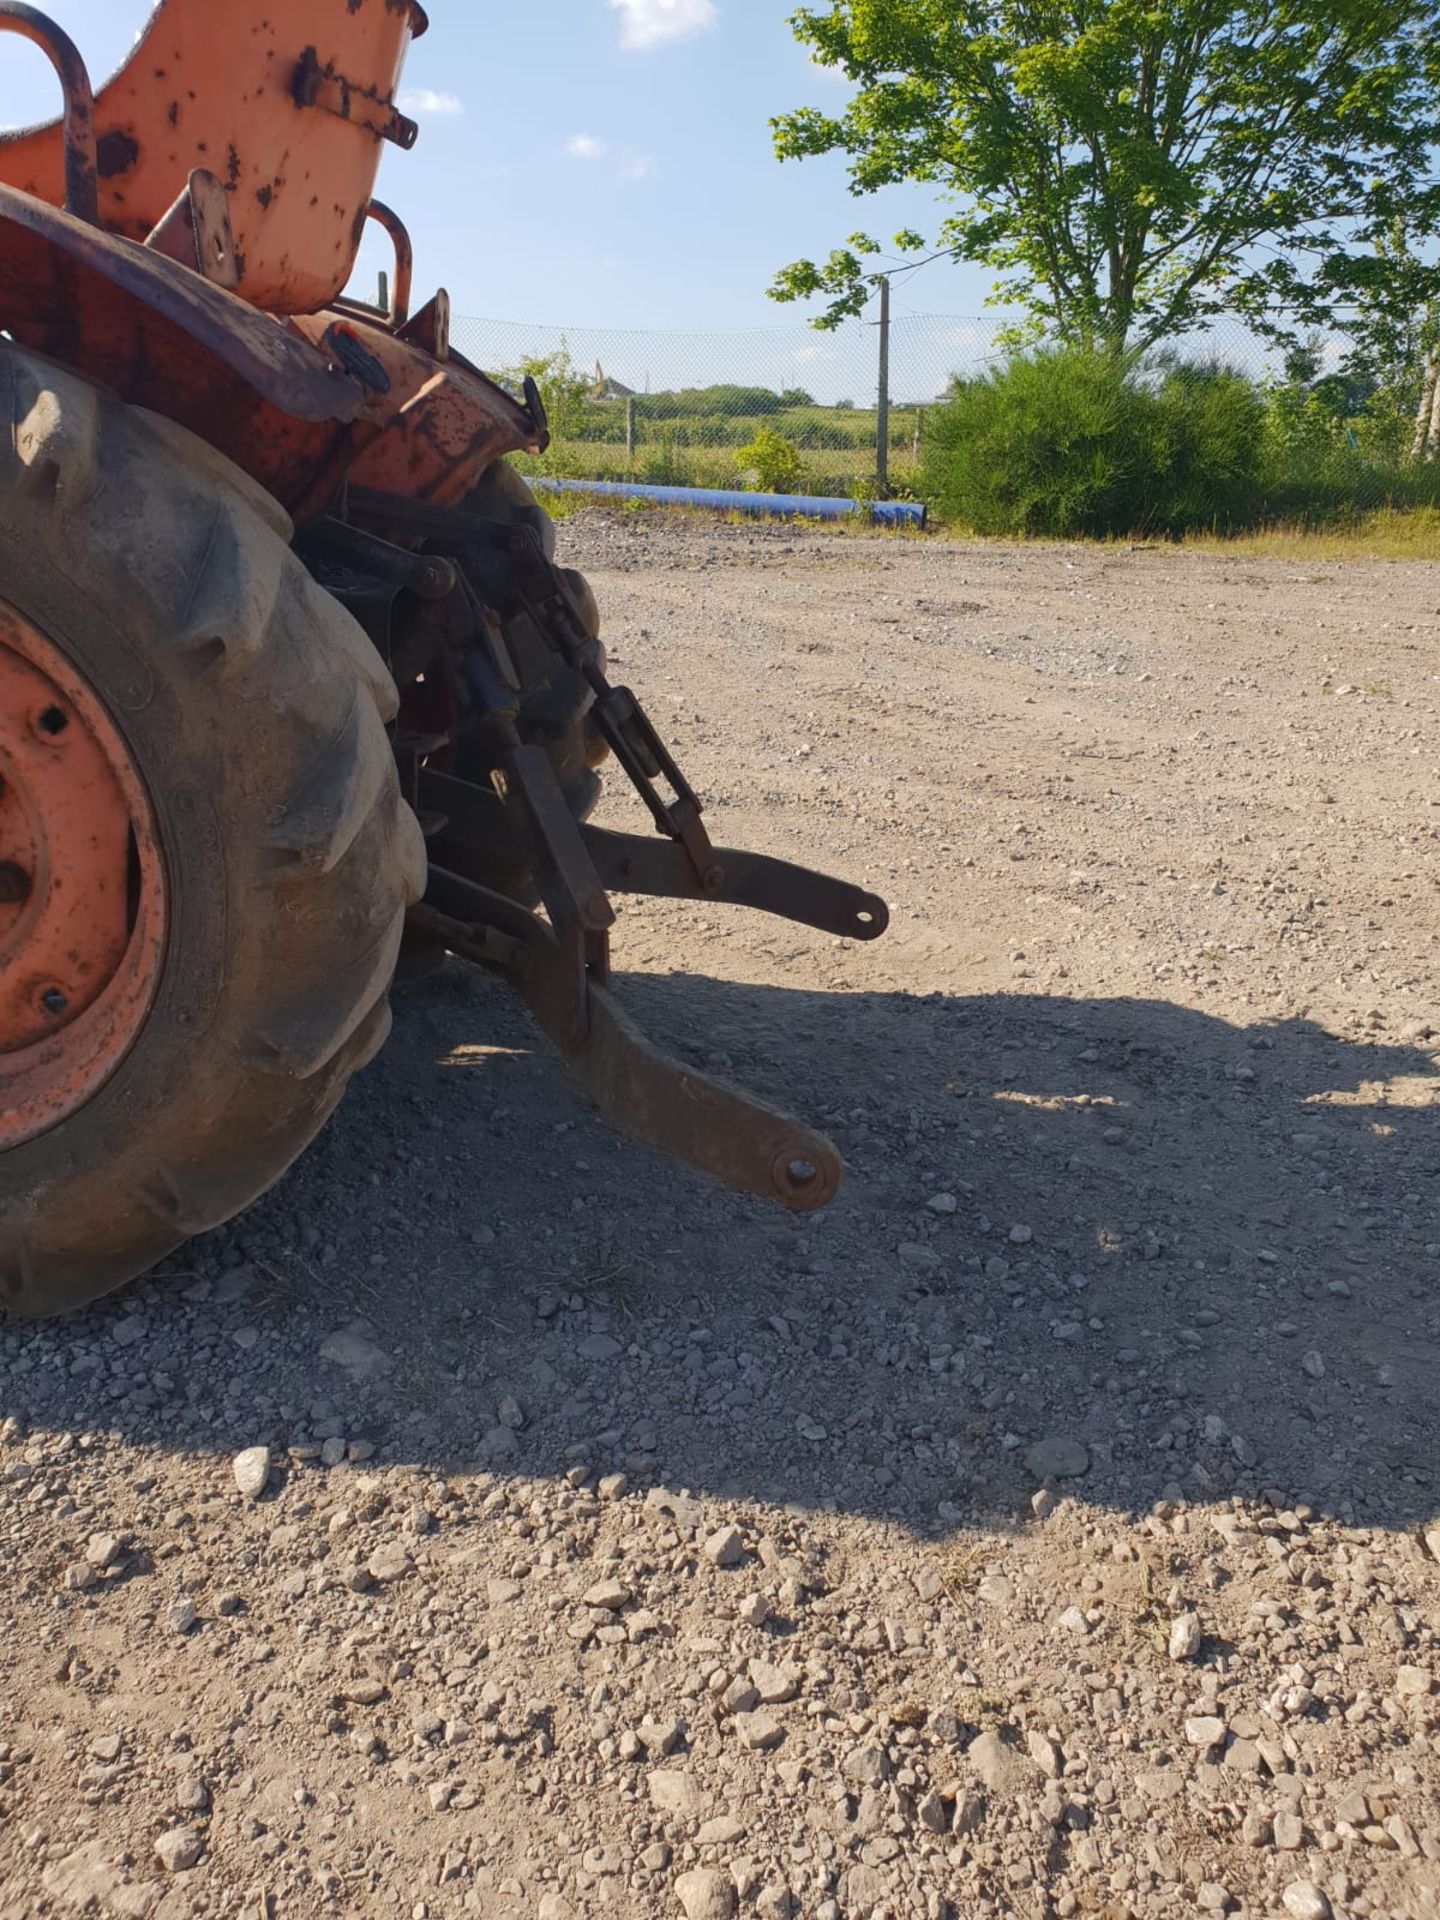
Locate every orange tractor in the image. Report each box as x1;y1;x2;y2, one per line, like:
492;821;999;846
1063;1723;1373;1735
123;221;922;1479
0;1;887;1316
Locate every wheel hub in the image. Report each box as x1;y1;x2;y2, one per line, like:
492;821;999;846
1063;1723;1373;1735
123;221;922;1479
0;601;166;1149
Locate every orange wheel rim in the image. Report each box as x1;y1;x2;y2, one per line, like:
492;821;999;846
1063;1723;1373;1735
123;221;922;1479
0;600;167;1149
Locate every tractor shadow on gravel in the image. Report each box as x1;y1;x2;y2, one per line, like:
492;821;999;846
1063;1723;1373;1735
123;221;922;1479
6;965;1438;1537
585;969;1439;1535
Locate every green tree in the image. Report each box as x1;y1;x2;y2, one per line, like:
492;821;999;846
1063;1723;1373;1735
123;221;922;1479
770;0;1440;350
1332;220;1440;417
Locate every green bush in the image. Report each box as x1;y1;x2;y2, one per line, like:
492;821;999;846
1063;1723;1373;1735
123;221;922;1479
920;349;1127;535
918;345;1440;536
1146;360;1266;530
919;348;1266;537
734;424;806;494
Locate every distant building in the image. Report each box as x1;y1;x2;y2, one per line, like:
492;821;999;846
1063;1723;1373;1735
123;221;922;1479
589;361;636;401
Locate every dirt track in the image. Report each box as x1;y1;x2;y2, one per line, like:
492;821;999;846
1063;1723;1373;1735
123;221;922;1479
1;516;1437;1920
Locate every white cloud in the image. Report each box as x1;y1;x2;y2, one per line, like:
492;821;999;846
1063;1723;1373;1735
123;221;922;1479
566;136;655;182
396;88;463;116
609;0;717;51
794;344;837;364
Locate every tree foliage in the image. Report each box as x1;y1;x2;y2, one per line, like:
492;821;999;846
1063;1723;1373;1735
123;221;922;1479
497;349;591;441
771;0;1440;349
1331;220;1440;411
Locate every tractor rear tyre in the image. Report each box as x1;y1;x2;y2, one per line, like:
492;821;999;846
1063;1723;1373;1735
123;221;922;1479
0;347;426;1317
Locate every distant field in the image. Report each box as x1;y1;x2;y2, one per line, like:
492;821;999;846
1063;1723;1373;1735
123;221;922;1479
516;440;922;499
567;397;928;452
516;405;924;498
479;370;938;498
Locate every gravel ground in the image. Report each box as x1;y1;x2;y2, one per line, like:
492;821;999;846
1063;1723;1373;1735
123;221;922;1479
1;515;1437;1920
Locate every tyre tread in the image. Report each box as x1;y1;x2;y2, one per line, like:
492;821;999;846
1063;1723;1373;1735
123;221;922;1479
0;346;426;1316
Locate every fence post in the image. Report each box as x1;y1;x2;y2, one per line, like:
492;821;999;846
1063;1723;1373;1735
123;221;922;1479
876;273;891;499
913;407;924;465
626;395;635;463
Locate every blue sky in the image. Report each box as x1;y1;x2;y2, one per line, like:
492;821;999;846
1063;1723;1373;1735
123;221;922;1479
0;0;996;338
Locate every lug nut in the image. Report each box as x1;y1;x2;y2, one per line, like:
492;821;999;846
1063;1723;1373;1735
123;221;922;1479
39;986;68;1017
0;861;30;905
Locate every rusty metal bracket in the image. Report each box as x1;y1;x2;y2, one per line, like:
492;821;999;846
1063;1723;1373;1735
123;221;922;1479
143;168;239;288
0;185;367;515
293;45;419;150
582;826;889;940
397;288;450;361
420;764;890;944
585;679;718;884
497;743;615;939
299;517;456;600
498;526;724;884
364;201;413;328
413;867;843;1210
570;982;842;1210
420;769;887;943
0;4;97;222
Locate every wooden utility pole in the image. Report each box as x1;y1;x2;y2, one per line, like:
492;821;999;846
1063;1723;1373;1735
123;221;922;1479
876;273;891;499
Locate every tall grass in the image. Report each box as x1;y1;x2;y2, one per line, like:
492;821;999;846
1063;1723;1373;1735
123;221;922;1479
572;394;922;453
515;438;918;501
1184;505;1440;561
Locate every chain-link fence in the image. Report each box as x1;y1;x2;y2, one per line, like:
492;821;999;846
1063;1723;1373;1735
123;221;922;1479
450;310;1393;506
452;311;992;497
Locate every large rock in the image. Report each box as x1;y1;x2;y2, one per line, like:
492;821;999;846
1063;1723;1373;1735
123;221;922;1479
153;1827;204;1873
231;1447;270;1500
844;1863;892;1913
967;1727;1028;1795
842;1744;891;1787
318;1321;392;1382
1025;1437;1090;1479
42;1841;158;1916
750;1660;801;1704
1282;1884;1331;1920
704;1525;746;1569
675;1867;736;1920
367;1542;413;1584
649;1769;709;1818
1169;1611;1203;1661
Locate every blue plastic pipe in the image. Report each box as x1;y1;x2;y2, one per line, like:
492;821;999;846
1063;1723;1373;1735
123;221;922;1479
532;476;927;530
